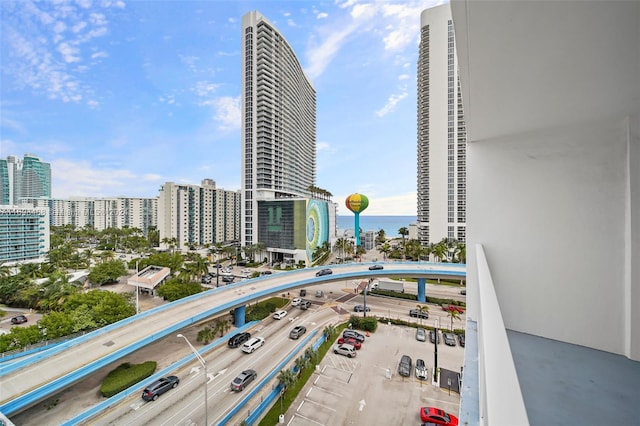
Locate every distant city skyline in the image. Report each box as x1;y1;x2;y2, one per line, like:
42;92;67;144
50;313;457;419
0;0;445;216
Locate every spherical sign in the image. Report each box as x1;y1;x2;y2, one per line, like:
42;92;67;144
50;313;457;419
345;193;369;214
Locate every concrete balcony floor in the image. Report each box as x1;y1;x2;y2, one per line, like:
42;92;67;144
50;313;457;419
508;330;640;425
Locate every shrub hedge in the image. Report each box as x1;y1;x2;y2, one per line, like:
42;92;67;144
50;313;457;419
100;361;157;397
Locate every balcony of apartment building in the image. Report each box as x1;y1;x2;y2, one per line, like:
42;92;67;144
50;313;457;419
451;1;639;425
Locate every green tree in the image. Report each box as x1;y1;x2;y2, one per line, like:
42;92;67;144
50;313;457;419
323;324;336;340
37;311;75;339
157;278;204;302
197;327;216;345
88;260;127;286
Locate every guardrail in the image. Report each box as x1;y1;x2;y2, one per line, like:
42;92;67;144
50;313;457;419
475;244;529;425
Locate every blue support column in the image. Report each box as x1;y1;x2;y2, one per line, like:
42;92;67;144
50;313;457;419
417;278;426;303
234;305;246;327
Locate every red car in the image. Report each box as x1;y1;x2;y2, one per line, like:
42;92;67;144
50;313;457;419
337;337;362;349
442;304;465;314
420;407;459;426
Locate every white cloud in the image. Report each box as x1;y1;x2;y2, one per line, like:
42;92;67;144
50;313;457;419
317;12;328;19
212;96;241;131
58;42;81;63
305;25;357;80
398;73;410;80
192;81;221;98
375;91;408;117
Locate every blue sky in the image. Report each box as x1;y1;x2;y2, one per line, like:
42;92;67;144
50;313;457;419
1;0;443;216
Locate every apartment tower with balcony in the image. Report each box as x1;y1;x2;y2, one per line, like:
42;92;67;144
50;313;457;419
417;5;466;246
241;11;330;265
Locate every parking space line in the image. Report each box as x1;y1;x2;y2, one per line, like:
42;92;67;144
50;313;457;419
300;398;336;412
289;412;325;426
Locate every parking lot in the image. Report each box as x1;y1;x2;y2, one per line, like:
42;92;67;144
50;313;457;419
281;321;464;425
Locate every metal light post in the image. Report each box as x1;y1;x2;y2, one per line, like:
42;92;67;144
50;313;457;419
177;334;208;426
433;318;439;382
135;260;139;314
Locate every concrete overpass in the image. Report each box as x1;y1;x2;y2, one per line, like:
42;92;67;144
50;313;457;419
0;262;465;417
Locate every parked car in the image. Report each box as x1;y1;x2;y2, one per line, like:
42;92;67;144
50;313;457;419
416;328;427;342
458;334;466;347
141;376;179;401
222;275;234;283
10;315;28;325
353;305;370;312
368;264;384;270
337;337;362;349
228;332;251;348
289;325;307;340
299;289;307;297
230;369;257;391
315;268;333;277
333;343;357;358
419;407;459;425
260;270;272;275
398;355;412;377
443;332;457;346
241;337;265;354
343;329;366;343
291;297;302;306
273;310;288;320
315;290;324;298
460;289;467;295
415;358;428;380
429;330;440;344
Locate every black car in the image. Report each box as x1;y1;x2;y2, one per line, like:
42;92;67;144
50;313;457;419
289;325;307;339
343;329;365;343
315;268;333;277
409;309;429;319
429;330;440;344
353;305;370;312
228;332;251;348
458;334;466;347
10;315;28;324
368;264;384;270
299;289;307;297
398;355;412;377
141;376;179;401
230;369;257;391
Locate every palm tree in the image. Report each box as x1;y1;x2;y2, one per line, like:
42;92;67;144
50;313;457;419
294;355;309;375
379;242;391;260
454;243;466;264
213;319;230;337
416;304;429;325
277;368;297;391
398;227;409;259
323;324;336;340
197;327;216;345
446;307;461;331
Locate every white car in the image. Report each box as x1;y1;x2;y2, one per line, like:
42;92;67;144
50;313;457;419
333;343;357;358
291;297;302;306
273;310;288;320
241;337;265;354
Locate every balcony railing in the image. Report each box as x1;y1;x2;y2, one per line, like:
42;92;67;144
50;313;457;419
461;244;529;426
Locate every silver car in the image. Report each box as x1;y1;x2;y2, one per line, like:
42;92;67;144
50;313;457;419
416;327;427;342
415;358;428;380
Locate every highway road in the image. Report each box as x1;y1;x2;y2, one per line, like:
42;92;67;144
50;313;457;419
1;262;465;421
89;308;336;426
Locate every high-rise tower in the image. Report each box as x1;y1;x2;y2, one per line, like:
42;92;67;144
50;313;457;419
0;154;51;205
417;5;466;246
241;11;317;250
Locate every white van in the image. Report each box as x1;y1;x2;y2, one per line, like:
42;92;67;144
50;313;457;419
241;337;265;354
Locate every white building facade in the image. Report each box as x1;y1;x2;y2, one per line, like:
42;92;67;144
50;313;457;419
417;5;467;246
241;11;318;250
157;180;240;250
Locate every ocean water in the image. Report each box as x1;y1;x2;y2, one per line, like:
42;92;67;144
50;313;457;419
337;215;416;238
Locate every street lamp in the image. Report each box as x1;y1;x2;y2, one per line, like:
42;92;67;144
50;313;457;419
134;260;139;314
177;334;208;426
433;318;439;382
